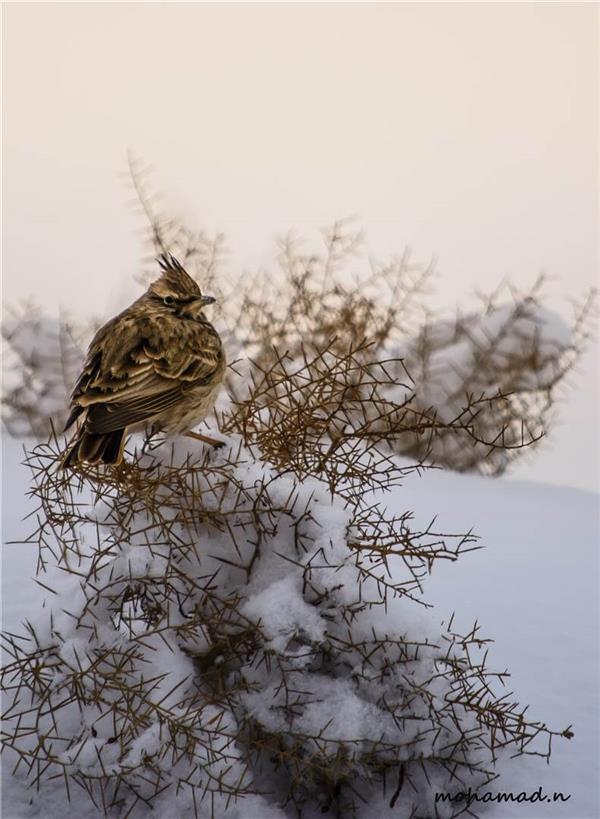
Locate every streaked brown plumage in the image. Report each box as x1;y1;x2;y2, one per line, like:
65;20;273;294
62;254;225;467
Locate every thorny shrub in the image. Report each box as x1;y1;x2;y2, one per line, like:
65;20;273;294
1;160;583;817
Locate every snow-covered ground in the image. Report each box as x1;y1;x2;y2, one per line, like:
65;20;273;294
1;433;598;819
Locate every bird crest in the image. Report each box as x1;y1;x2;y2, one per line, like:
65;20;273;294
156;253;201;297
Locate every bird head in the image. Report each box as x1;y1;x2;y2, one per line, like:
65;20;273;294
148;254;216;317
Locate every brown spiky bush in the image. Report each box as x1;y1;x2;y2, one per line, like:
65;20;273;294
223;230;594;475
1;341;573;818
387;279;596;474
0;161;587;813
3;159;594;475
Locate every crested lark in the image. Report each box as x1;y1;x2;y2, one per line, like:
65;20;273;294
62;254;225;467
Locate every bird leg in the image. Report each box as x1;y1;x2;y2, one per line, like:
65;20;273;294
184;430;226;449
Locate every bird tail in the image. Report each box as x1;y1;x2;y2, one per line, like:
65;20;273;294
62;428;126;468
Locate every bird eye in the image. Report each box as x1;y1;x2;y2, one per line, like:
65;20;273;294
163;296;175;306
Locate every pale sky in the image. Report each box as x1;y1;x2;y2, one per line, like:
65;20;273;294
3;2;598;490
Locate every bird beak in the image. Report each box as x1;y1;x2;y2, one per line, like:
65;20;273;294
199;295;216;306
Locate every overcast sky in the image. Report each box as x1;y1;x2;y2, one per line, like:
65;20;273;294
3;2;598;491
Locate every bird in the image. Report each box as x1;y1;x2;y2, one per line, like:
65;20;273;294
62;253;226;467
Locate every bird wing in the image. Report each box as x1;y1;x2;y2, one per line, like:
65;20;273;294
69;310;222;434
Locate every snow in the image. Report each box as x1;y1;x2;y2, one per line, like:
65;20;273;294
2;433;598;819
241;575;326;654
390;464;599;819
